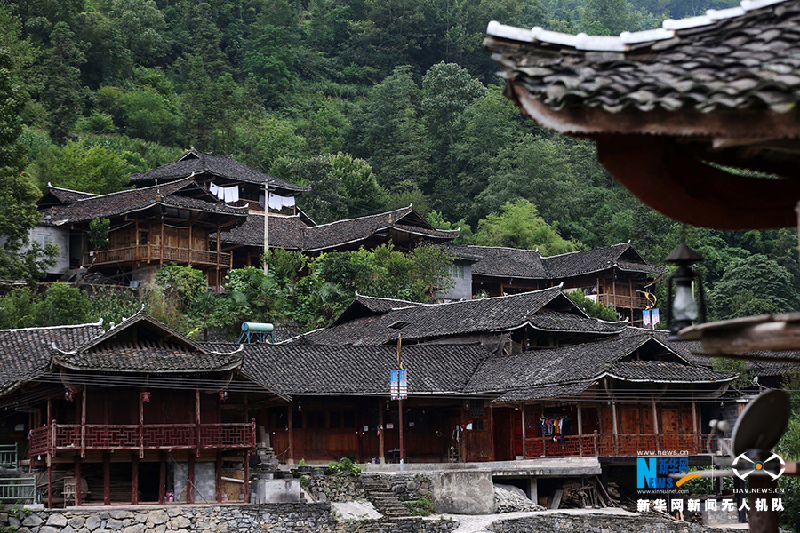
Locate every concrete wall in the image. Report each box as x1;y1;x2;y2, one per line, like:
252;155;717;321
26;226;70;275
488;512;741;533
438;262;472;301
430;471;496;515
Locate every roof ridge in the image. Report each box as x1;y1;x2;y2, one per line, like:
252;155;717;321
463;244;542;254
309;205;414;229
71;177;193;203
486;0;788;52
48;186;98;196
1;320;104;333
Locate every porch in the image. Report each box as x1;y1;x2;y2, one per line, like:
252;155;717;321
522;433;719;458
83;245;231;269
29;422;255;456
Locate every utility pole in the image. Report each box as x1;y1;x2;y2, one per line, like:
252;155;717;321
396;334;405;470
263;182;269;275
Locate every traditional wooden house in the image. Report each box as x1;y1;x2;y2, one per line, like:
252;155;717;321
295;287;628;350
442;243;665;324
217;206;460;268
37;179;248;287
129;149;310;215
1;314;285;507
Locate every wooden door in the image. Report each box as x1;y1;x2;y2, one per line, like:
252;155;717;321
493;409;513;461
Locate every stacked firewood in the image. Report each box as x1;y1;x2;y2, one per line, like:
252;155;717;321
557;477;619;509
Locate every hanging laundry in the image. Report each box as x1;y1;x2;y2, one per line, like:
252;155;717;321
210;183;219;197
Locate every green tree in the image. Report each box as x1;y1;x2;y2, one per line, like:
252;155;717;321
0;287;37;329
709;254;800;320
566;289;619;321
42;22;85;144
29;142;130;194
474;199;582;255
155;264;206;309
34;283;91;326
100;0;166;78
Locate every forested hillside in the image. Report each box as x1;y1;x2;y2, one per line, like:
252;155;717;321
1;0;798;320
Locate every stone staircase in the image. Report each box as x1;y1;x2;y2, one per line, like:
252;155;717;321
360;475;413;519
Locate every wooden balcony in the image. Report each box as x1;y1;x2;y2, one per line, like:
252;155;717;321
523;433;719;458
598;293;649;309
84;245;231;268
29;422;255;456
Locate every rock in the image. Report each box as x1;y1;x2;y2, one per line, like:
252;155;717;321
106;519;123;529
134;513;148;523
109;511;132;520
148;511;168;525
170;516;191;529
9;517;20;528
40;526;61;533
62;525;76;533
406;480;420;491
167;508;182;518
22;515;43;527
122;523;145;533
69;517;86;529
46;514;69;527
86;515;102;530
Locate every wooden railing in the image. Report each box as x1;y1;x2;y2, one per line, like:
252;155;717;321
523;433;718;457
84;245;230;267
0;477;37;503
0;443;17;467
599;293;648;309
29;422;255;456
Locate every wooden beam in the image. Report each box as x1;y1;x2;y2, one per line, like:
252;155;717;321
243;451;250;503
577;403;583;457
595;134;800;229
135;216;140;262
81;386;86;458
188;219;193;267
47;463;52;509
652;398;660;454
196;389;201;457
216;452;223;503
159;451;166;504
378;400;384;464
521;403;526;459
287;403;294;465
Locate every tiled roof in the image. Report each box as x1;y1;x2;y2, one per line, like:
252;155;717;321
446;245;547;279
0;322;104;395
40;179;248;225
330;294;422;327
51;313;243;373
465;329;707;394
603;360;737;382
485;0;800;118
493;381;595;403
444;243;664;279
543;243;665;277
217;207;459;251
41;187;97;205
130;149;309;193
297;288;625;345
238;343;492;397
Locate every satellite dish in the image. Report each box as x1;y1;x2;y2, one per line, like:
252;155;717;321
731;389;791;457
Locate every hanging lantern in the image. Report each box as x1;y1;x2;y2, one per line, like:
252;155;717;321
65;388;74;402
665;244;706;341
219;391;228;402
141;392;150;403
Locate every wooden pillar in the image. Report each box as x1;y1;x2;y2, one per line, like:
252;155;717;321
540;402;546;458
160;216;165;265
611;271;616;310
147;222;152;263
187;219;193;266
216;219;221;291
47;463;52;509
216;452;223;502
74;456;81;506
628;279;634;324
378;400;385;464
521;403;526;459
577;403;584;457
243;451;250;503
188;454;195;504
132;454;139;505
80;230;86;267
135;216;140;261
487;402;495;462
195;389;201;457
158;451;166;504
611;401;619;456
103;452;110;505
652;398;660;454
691;398;698;453
139;391;144;458
81;386;86;458
287;404;294;465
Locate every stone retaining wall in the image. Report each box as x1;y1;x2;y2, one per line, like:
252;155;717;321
488;512;741;533
306;476;365;503
1;504;456;533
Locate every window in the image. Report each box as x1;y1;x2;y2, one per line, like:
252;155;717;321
343;411;356;428
449;264;464;279
330;410;342;428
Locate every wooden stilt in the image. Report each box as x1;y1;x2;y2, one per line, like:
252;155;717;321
378;399;385;464
287;403;294;465
75;457;81;506
577;403;584;457
216;452;223;502
652;398;660;454
188;454;195;504
521;403;526;458
47;463;52;509
158;452;166;504
243;451;250;503
132;454;139;505
81;387;86;458
103;452;110;505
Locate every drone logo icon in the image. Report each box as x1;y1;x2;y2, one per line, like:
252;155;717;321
732;452;786;481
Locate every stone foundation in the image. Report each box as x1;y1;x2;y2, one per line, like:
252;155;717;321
488;512;742;533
